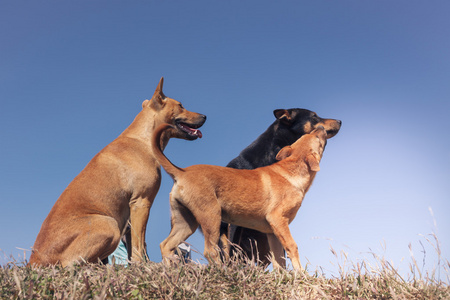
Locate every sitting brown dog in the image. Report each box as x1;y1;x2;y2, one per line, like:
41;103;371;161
28;78;206;267
152;123;328;270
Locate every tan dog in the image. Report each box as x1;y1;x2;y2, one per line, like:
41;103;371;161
28;78;206;267
152;123;328;270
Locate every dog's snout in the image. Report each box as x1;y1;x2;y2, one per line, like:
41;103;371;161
197;114;207;125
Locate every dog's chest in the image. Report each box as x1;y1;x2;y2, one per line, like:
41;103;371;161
99;144;161;199
129;164;162;196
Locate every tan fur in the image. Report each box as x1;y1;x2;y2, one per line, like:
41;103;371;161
152;124;328;270
28;78;206;267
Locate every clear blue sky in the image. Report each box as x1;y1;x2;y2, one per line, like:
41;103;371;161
1;1;449;278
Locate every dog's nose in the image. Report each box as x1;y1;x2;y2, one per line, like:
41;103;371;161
337;120;342;126
200;114;207;121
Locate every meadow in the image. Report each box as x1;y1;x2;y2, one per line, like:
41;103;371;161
1;236;448;299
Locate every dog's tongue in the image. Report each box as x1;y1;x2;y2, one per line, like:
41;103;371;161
180;123;202;138
192;128;202;138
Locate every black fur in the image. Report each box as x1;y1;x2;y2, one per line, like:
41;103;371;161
227;109;326;169
222;108;341;266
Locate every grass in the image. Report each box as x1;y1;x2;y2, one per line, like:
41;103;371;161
1;235;449;299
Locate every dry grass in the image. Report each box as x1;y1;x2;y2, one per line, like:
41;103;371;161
2;235;449;299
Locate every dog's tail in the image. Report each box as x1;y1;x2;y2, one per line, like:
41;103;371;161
152;123;184;179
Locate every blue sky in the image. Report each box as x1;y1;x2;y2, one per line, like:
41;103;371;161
1;1;449;277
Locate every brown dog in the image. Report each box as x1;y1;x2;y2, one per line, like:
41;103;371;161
223;109;341;266
28;78;206;267
152;123;328;270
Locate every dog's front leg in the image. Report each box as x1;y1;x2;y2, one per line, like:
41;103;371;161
129;197;153;262
267;233;285;269
267;215;302;271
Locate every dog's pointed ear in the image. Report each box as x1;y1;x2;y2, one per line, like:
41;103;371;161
306;153;320;172
153;77;166;98
274;109;292;125
151;77;166;107
276;146;293;161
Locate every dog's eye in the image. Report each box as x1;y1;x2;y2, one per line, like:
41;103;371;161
179;104;184;109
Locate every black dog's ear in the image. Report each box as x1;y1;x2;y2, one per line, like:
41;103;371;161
150;77;166;109
276;146;293;160
274;109;292;125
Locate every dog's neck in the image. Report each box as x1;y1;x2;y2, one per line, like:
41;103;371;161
275;157;318;194
119;108;171;151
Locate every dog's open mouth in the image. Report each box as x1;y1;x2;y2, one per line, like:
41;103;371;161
176;122;203;138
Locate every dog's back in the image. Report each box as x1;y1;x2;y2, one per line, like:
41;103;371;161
157;125;328;271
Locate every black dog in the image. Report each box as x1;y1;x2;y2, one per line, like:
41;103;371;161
221;108;342;267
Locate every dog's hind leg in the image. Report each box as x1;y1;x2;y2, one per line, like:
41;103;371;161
59;215;122;267
197;214;222;265
201;226;222;265
187;201;222;265
160;198;198;261
218;222;231;262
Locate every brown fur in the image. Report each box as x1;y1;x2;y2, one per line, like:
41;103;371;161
223;109;342;267
152;123;328;270
28;78;206;267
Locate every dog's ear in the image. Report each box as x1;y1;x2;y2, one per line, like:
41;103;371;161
151;77;166;108
276;146;293;160
142;99;150;108
306;153;320;172
273;109;292;125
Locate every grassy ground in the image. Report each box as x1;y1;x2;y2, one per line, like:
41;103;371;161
1;243;449;300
